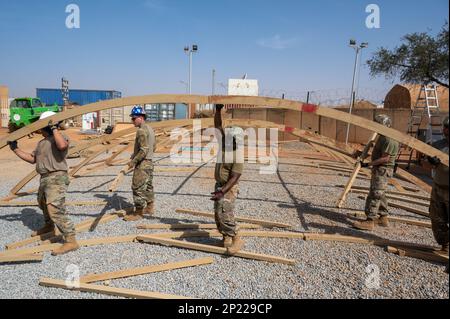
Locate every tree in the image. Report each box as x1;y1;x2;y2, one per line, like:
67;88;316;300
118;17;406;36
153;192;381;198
367;22;449;88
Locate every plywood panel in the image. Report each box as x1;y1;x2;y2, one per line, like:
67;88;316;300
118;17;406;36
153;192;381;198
268;109;286;140
283;110;301;140
301;112;320;133
320;116;337;141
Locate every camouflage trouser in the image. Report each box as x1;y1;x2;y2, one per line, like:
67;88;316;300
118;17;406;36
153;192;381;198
429;183;449;246
37;171;75;237
214;183;239;237
365;166;394;220
132;160;154;210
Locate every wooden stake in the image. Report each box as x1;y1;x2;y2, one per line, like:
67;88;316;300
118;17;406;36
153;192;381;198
336;133;378;208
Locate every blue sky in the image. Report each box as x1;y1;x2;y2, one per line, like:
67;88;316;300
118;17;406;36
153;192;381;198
0;0;448;102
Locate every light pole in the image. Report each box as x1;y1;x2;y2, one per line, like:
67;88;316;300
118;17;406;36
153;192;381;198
184;45;198;95
212;69;216;95
345;40;368;145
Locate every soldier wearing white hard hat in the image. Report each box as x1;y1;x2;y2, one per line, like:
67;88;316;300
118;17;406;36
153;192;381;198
7;111;79;256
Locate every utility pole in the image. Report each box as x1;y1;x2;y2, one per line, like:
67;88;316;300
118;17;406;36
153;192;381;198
212;69;216;95
184;45;198;95
345;40;368;145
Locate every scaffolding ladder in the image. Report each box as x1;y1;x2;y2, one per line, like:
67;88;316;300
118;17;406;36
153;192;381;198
403;84;443;169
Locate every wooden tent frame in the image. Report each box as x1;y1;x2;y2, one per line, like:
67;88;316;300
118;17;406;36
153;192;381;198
0;95;447;165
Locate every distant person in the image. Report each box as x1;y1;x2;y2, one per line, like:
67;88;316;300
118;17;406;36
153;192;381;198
211;104;244;254
8;112;79;256
427;116;449;255
353;114;400;231
124;106;156;221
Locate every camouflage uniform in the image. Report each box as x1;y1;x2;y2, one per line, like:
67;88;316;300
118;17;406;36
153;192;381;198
214;150;244;237
429;139;449;246
365;135;399;220
34;134;75;237
131;124;156;210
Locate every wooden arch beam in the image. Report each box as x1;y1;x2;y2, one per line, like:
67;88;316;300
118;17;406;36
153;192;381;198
0;94;447;166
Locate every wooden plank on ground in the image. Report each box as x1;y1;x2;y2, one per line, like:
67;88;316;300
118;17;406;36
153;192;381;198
387;246;448;264
137;235;296;265
39;278;191;299
347;211;432;228
356;195;430;218
0;253;44;264
0;201;108;207
337;185;430;201
351;189;430;207
175;208;292;229
137;223;262;230
5;212;122;250
150;230;306;240
0;235;137;258
80;257;214;283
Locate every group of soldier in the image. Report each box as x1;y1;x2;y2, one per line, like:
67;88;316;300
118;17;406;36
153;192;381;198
6;105;449;261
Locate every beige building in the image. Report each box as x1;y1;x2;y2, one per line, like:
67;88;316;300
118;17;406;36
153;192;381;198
0;86;9;128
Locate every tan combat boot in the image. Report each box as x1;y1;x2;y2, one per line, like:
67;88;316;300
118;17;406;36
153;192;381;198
144;202;155;216
227;236;245;255
353;219;375;231
377;216;390;227
31;223;55;237
51;235;80;256
123;208;144;222
222;236;233;248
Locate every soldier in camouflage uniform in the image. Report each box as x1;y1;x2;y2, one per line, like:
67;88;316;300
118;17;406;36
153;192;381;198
211;104;244;254
124;106;156;222
353;114;400;231
8;111;78;256
427;116;449;255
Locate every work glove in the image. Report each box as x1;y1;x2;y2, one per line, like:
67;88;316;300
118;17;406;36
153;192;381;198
360;161;370;168
428;156;441;166
127;161;135;170
48;120;59;131
210;190;225;201
352;150;363;159
7;141;18;151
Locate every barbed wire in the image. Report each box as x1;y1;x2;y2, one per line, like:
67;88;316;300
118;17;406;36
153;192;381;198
213;85;389;107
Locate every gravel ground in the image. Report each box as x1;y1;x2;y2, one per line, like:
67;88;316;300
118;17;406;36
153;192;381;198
0;143;448;299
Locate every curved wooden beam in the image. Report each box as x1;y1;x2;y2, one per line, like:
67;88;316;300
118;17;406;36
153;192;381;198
6;127;137;197
0;95;447;166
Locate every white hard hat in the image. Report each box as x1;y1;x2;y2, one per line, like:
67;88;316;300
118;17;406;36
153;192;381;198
39;111;57;121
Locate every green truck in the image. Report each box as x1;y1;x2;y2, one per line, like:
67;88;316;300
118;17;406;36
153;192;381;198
9;98;61;132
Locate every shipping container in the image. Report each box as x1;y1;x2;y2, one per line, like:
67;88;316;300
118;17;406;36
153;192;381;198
36;88;122;106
